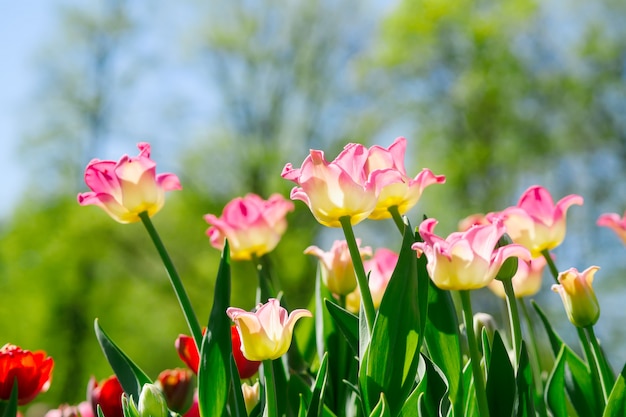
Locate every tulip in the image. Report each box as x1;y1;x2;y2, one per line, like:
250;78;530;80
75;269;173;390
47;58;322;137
412;218;531;290
241;381;260;414
137;384;169;417
204;193;294;261
490;185;583;257
597;211;626;245
175;327;260;379
488;256;547;299
282;143;389;227
304;240;372;296
457;213;489;232
346;248;398;313
44;402;94;417
0;344;54;405
552;266;601;328
78;143;181;224
365;137;445;219
88;375;124;417
227;299;312;361
155;369;194;414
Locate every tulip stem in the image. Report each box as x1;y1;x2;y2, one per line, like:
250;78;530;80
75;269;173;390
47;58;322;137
339;216;376;332
501;279;522;366
519;298;545;396
460;290;490;417
262;359;277;417
388;205;406;235
540;249;559;284
585;326;610;406
139;212;203;350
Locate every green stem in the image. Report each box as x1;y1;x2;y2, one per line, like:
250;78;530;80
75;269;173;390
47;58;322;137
460;290;490;417
262;359;277;417
540;249;559;284
139;212;203;350
387;205;405;235
252;254;276;303
519;298;544;394
585;326;610;405
339;216;376;332
501;279;522;367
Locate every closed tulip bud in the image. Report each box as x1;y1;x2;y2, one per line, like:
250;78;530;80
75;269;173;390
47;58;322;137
241;381;260;414
473;313;498;347
137;384;169;417
155;369;194;414
552;266;601;328
495;234;520;281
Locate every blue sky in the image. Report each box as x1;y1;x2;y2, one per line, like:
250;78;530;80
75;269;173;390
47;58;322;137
1;1;58;217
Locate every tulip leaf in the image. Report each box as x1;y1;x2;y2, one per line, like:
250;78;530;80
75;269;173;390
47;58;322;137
533;302;597;416
603;363;626;417
228;353;247;417
462;362;478;417
324;299;358;354
515;342;536;417
94;318;152;404
423;278;462;415
307;352;329;417
360;220;422;416
369;393;391;417
546;345;569;417
198;242;232;417
485;330;515;417
415;353;450;417
0;378;18;417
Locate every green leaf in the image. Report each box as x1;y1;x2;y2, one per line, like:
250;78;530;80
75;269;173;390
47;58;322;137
546;345;569;417
416;353;450;417
94;319;152;403
423;279;462;415
0;378;18;417
462;362;478;417
307;352;330;417
324;299;359;355
533;302;597;416
603;363;626;417
198;241;232;417
485;331;515;417
229;353;247;417
369;393;391;417
361;221;422;415
515;342;536;417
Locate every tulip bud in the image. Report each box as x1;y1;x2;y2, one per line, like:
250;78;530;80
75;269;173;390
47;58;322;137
121;395;140;417
241;381;260;414
552;266;601;328
495;234;519;281
473;313;498;348
137;384;169;417
155;369;195;414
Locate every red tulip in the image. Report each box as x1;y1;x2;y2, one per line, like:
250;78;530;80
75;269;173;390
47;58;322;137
88;375;124;417
175;326;261;379
155;368;194;414
0;343;54;405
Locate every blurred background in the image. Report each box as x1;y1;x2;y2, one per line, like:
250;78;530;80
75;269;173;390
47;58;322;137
2;0;625;412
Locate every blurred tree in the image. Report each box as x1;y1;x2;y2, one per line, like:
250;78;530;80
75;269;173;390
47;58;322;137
373;0;626;221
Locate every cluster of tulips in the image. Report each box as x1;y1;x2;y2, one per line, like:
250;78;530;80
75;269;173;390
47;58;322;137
2;137;626;417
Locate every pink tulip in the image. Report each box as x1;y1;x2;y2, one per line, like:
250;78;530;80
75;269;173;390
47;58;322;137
365;137;445;219
412;218;531;290
489;186;583;257
457;213;489;232
487;256;547;299
227;299;312;361
597;211;626;245
78;143;181;223
304;239;372;296
204;193;294;261
281;143;388;227
346;248;398;313
552;266;600;328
